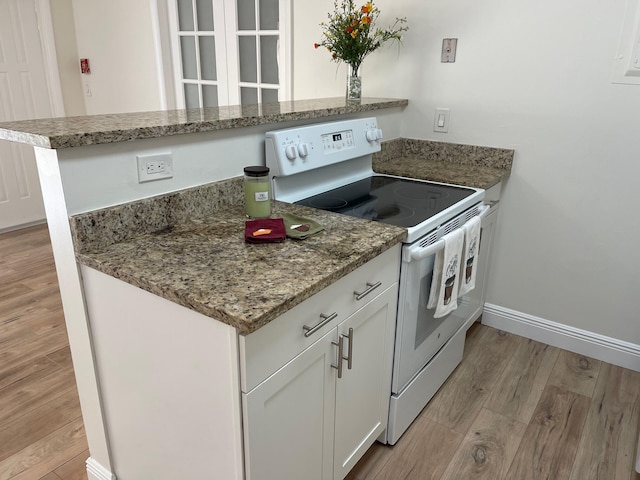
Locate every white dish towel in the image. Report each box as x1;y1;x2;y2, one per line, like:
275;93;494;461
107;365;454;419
458;216;482;297
427;228;465;318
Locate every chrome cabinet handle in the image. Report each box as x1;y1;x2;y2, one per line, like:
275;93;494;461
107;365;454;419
343;327;353;370
303;312;338;337
332;335;345;378
354;281;382;301
332;328;354;379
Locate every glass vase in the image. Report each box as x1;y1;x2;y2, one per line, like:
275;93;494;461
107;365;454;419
346;66;362;102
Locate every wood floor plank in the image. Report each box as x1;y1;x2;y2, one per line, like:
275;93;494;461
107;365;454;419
547;350;601;397
0;354;59;391
46;346;74;371
0;418;87;480
463;320;484;352
38;473;61;480
344;443;394;480
423;326;520;434
0;327;70;380
440;408;527;480
28;309;67;337
0;366;76;426
372;415;462;480
46;386;83;422
0;284;33;302
0;404;70;462
569;363;640;480
0;286;63;325
53;449;89;480
485;338;559;424
506;384;591;480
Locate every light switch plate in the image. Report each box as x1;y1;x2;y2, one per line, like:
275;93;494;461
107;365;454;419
433;108;450;133
441;38;458;63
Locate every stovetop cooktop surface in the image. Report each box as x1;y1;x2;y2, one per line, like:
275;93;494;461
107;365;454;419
294;175;476;229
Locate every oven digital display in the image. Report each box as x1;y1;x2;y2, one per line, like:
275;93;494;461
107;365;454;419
322;129;355;153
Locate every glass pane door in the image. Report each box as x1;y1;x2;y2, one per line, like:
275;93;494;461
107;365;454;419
172;0;229;108
232;0;282;105
169;0;289;108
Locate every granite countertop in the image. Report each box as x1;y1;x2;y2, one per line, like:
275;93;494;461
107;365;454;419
0;97;407;149
75;200;406;334
374;156;509;189
69;135;513;335
373;138;514;189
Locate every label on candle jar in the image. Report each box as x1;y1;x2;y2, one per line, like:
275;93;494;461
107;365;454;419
255;191;269;202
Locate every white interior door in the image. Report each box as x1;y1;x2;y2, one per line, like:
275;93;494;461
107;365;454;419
0;0;56;231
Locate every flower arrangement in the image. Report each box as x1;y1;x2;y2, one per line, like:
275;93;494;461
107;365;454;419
314;0;408;77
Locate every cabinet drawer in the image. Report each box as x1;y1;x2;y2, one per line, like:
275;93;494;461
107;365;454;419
239;244;400;393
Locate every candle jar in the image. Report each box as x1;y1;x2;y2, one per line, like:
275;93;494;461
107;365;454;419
244;166;271;218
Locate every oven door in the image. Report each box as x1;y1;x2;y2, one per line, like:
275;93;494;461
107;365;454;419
391;206;490;395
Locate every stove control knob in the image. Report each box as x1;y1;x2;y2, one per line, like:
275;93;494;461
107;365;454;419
297;143;309;158
285;145;298;161
366;128;383;142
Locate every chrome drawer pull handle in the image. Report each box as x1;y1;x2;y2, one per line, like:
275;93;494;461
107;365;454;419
343;328;354;370
354;281;382;301
303;312;338;337
331;335;345;378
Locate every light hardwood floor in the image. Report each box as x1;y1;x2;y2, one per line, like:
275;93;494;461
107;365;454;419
347;317;640;479
2;224;639;480
0;225;88;480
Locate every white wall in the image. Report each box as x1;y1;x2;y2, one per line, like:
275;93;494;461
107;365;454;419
48;0;639;346
70;0;164;115
294;0;640;346
57;109;404;215
50;0;85;116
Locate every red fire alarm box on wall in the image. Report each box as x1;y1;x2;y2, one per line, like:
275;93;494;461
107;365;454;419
80;58;91;74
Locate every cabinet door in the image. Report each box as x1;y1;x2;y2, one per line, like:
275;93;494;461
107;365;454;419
333;286;398;480
242;328;336;480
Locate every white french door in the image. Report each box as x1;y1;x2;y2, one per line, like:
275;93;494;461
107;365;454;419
168;0;290;108
169;0;231;108
0;0;61;231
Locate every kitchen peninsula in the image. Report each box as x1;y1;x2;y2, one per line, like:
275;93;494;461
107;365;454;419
0;97;512;480
0;97;410;480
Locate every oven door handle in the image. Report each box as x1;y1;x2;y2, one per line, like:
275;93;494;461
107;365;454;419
404;204;491;263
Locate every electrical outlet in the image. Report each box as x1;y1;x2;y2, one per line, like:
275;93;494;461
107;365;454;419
137;153;173;183
146;161;166;175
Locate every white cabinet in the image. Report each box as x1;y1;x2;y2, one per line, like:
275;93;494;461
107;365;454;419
333;288;397;479
240;245;400;480
242;328;336;480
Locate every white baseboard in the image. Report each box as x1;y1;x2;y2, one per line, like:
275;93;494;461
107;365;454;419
86;457;116;480
0;219;46;234
482;303;640;372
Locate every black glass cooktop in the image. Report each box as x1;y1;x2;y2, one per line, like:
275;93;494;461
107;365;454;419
295;175;475;228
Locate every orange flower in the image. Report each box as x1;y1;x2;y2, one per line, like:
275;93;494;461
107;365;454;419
361;2;373;13
361;16;371;24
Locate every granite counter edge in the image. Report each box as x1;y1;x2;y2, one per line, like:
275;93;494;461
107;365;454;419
75;231;405;334
0;98;408;149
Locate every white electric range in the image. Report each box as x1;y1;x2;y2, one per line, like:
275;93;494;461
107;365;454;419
265;117;489;444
